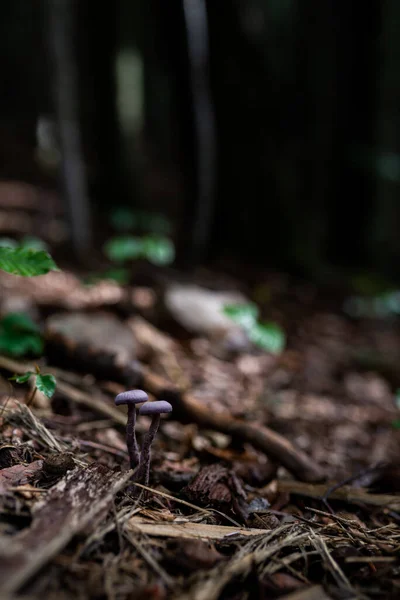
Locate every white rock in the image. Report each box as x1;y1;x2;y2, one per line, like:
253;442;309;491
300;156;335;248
164;283;249;338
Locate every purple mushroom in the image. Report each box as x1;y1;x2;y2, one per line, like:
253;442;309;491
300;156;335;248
115;389;148;469
138;400;172;485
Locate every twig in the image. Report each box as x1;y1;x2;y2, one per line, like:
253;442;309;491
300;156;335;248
278;480;400;511
141;368;325;483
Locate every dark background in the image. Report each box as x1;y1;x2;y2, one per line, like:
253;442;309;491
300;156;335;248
0;0;399;283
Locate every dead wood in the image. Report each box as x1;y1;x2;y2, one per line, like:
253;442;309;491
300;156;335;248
0;463;132;594
142;368;325;483
278;479;400;510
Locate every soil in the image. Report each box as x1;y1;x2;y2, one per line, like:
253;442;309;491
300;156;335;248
0;262;399;600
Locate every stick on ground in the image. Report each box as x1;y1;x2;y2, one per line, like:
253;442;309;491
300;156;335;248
142;369;325;483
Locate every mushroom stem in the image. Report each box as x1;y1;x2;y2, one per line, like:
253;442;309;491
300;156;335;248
126;405;140;468
137;414;160;485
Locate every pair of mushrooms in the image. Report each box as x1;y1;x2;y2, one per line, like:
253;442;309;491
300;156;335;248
115;389;172;485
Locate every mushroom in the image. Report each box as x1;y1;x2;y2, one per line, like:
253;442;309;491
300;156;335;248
115;389;148;468
138;400;172;485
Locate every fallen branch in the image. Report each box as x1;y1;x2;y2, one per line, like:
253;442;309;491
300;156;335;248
141;369;325;483
0;464;132;594
278;480;400;511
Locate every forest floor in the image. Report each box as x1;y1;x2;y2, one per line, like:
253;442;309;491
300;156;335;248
0;261;399;600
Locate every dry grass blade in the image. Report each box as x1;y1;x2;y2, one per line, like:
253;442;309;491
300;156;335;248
124;529;174;586
81;504;142;554
4;401;67;452
309;529;354;594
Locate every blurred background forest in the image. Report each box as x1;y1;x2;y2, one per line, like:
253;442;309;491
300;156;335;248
0;0;399;287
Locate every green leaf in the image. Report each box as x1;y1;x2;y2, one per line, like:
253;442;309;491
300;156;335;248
248;322;286;354
0;313;43;357
0;247;59;277
103;235;144;262
0;330;43;357
1;312;40;334
223;303;259;330
9;371;35;384
392;419;400;430
141;235;175;265
35;374;57;398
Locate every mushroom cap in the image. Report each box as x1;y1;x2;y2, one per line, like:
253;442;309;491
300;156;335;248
115;389;148;406
139;400;172;415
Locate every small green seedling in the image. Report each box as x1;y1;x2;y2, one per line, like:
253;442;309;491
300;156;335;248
10;365;57;407
223;302;286;355
103;234;175;266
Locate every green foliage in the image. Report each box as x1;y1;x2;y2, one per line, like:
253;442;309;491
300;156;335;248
35;373;57;398
0;236;49;252
223;303;260;329
104;234;175;266
344;290;400;319
140;235;175;265
11;371;34;384
20;236;49;252
0;246;58;277
0;313;43;357
0;238;18;248
105;207;174;268
10;369;57;399
248;322;286;354
104;235;143;262
223;302;286;354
